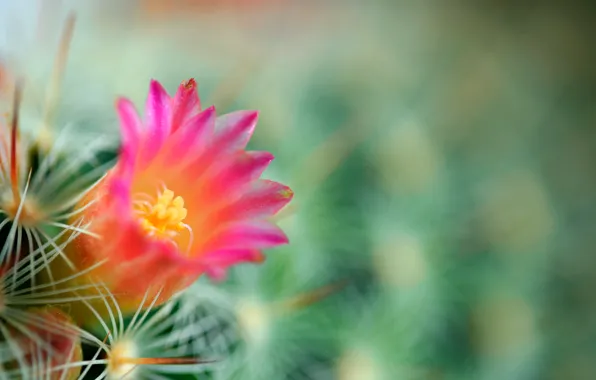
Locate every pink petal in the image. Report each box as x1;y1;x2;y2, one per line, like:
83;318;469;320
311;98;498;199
115;98;142;178
106;177;133;211
189;111;258;170
201;249;265;280
163;106;216;166
203;249;265;265
116;98;142;152
215;180;294;221
139;79;172;168
205;267;227;281
171;78;201;133
200;151;274;198
214;110;258;151
205;220;288;251
182;110;258;177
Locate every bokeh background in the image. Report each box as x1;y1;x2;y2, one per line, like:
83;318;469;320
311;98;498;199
1;1;595;379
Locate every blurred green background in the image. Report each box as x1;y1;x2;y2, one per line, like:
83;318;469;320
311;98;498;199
2;1;596;379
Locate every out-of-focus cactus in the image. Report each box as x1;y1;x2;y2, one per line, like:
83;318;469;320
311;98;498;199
1;1;595;380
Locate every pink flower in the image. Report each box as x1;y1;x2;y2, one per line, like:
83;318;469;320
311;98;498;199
66;79;292;315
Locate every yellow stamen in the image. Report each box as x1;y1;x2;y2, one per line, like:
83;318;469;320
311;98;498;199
134;187;188;240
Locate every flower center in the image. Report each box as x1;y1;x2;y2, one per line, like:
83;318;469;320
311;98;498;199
134;187;188;240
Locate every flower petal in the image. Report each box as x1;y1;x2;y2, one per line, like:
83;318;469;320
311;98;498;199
214;179;294;222
189;110;258;170
162;106;216;166
106;176;133;211
214;110;258;151
140;79;172;167
204;220;288;251
171;78;201;132
202;249;265;281
115;98;142;177
116;98;142;152
197;151;275;200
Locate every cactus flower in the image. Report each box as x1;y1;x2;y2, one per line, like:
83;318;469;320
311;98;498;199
64;78;293;317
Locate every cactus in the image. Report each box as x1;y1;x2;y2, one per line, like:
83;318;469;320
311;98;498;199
1;2;595;380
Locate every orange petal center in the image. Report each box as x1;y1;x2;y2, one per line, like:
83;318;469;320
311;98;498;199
134;187;189;242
